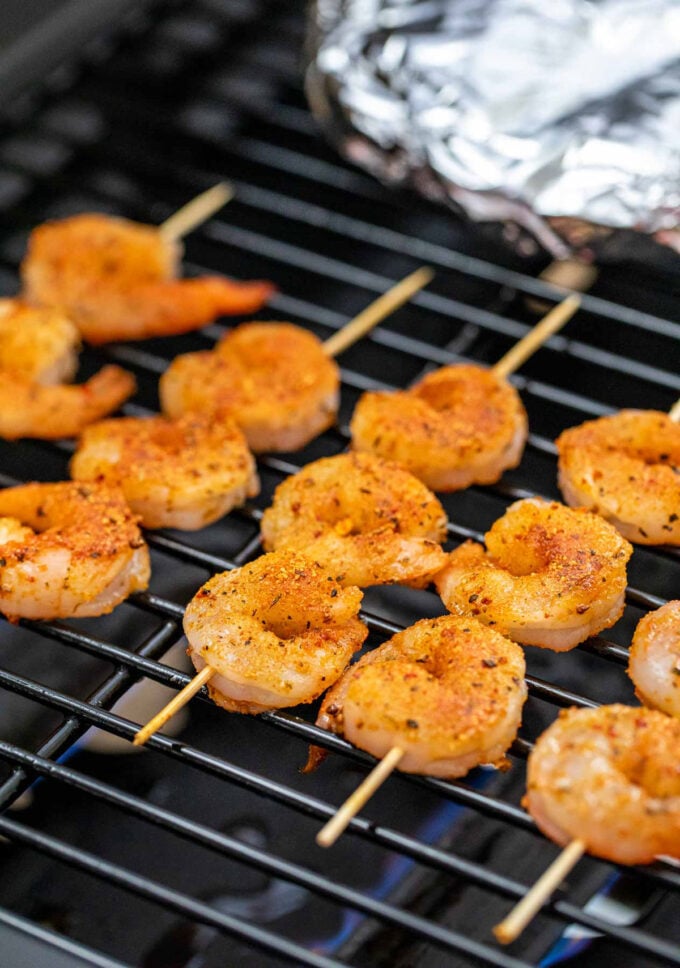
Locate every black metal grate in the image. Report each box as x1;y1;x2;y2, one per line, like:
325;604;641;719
0;2;679;966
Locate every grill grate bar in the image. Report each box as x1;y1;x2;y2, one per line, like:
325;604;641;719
2;660;679;897
4;740;680;967
0;814;345;968
0;745;534;968
0;619;179;812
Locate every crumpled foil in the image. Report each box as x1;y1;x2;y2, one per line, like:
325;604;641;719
305;0;680;269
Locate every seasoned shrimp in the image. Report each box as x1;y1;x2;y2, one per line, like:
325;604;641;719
526;704;680;864
160;322;340;452
350;364;528;491
306;615;527;778
183;551;368;714
22;213;274;344
556;410;680;545
0;481;150;620
0;366;135;440
260;452;448;588
0;299;80;384
71;412;259;530
628;601;680;719
435;498;632;651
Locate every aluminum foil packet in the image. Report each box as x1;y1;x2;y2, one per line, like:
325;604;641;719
305;0;680;270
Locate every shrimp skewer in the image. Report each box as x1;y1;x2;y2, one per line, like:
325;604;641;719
133;551;368;746
0;481;150;620
628;600;680;719
70;411;259;530
310;615;527;846
131;270;433;744
260;452;448;588
21;184;274;344
160;268;434;453
350;294;580;491
435;497;632;651
493;704;680;944
556;407;680;545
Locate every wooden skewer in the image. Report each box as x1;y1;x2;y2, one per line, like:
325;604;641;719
668;397;680;423
158;182;234;242
131;271;432;748
493;293;581;380
132;664;215;747
316;746;404;847
322;266;434;357
493;838;586;945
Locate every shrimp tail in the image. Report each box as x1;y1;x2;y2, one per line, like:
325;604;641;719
82;278;277;344
0;366;135;440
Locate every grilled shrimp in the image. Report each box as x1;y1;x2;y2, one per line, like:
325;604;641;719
0;366;136;440
183;551;368;714
526;704;680;864
307;615;527;778
350;364;528;491
628;601;680;719
0;299;80;384
22;213;274;344
556;410;680;545
160;322;340;452
260;452;448;588
0;482;150;620
71;412;259;530
435;498;632;651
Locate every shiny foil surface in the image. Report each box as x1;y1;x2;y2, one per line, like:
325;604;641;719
306;0;680;268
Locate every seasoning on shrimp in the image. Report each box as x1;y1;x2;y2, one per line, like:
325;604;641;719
305;615;527;779
0;366;136;441
628;600;680;719
0;298;80;384
160;322;340;452
71;412;259;530
260;452;448;588
435;497;632;651
526;704;680;865
21;213;274;344
350;364;528;491
183;551;368;714
0;481;150;621
556;410;680;545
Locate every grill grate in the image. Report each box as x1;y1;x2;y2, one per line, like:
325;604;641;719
0;2;679;966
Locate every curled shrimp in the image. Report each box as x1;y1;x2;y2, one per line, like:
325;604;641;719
0;366;136;441
526;704;680;864
306;615;527;778
0;299;80;384
0;481;150;620
160;322;340;452
183;550;368;714
435;498;632;651
350;364;528;491
22;213;274;344
628;601;680;719
260;452;448;588
556;410;680;545
71;412;259;530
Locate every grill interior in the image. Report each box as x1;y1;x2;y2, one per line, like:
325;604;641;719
0;2;679;966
